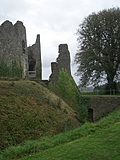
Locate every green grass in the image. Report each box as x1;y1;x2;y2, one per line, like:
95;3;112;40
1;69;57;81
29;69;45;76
81;92;120;97
0;80;80;151
21;123;120;160
1;107;120;160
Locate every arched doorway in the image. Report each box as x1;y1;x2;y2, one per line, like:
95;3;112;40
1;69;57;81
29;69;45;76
88;108;93;121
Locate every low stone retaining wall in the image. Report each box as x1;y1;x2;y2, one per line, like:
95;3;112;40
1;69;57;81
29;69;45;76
88;96;120;121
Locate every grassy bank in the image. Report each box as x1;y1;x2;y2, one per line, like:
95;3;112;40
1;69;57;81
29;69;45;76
1;106;120;160
0;80;80;151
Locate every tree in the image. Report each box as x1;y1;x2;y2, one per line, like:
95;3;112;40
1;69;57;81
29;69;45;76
75;8;120;93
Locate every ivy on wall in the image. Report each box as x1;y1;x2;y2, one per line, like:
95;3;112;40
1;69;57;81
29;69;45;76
36;66;41;79
0;60;9;77
56;68;79;107
49;68;91;123
0;59;23;78
11;60;23;78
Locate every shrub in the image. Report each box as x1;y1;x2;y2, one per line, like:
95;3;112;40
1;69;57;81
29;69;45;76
49;68;91;122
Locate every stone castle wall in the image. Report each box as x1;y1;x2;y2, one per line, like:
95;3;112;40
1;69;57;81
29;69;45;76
0;21;72;82
50;44;71;84
88;97;120;121
0;20;27;56
0;20;41;79
28;34;42;79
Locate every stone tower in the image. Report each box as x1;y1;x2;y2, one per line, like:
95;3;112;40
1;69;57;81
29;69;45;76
50;44;71;84
0;20;42;79
28;34;42;79
0;20;28;78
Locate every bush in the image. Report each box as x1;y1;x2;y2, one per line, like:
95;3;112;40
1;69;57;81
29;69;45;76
56;68;80;107
49;68;91;122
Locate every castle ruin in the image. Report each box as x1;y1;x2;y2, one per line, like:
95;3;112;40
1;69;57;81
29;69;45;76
50;44;71;84
0;20;72;83
0;20;41;79
28;34;41;79
1;20;119;122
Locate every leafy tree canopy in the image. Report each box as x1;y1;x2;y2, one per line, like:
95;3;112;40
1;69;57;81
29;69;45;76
75;7;120;93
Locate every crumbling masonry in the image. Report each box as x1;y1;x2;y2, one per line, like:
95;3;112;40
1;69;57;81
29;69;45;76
1;20;119;122
0;20;41;79
49;44;71;84
0;20;71;83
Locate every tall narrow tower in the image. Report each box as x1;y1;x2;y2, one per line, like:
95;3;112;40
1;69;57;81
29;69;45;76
28;34;42;79
50;44;71;84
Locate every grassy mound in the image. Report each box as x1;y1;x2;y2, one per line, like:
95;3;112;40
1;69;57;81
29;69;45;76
1;106;120;160
0;80;80;150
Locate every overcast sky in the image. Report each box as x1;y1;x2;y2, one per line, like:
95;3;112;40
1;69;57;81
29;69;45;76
0;0;119;83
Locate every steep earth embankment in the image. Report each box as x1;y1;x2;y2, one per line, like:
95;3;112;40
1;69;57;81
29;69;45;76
0;80;80;150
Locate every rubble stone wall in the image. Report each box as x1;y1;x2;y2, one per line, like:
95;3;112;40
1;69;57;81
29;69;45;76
0;20;41;79
88;97;120;121
50;44;71;84
28;34;42;79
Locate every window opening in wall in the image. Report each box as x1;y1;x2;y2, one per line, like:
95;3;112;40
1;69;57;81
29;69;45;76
28;59;36;77
22;40;25;54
